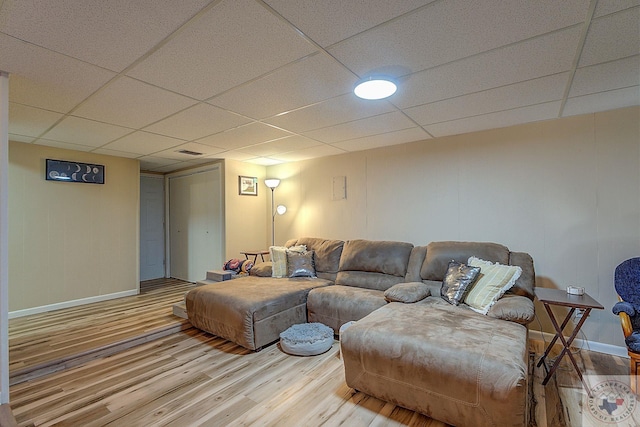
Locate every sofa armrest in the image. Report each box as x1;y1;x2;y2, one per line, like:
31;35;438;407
486;295;534;325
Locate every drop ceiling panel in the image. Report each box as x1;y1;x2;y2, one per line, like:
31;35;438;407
34;138;96;152
138;156;183;170
152;142;224;161
265;94;396;133
0;34;116;113
270;144;345;162
394;27;582;110
100;131;185;155
425;102;562;137
405;73;570;126
593;0;639;18
0;0;213;72
8;134;35;144
264;0;434;47
209;53;358;119
196;122;291;150
127;0;317;100
8;103;64;137
41;116;132;147
332;127;431;152
208;150;258;161
578;7;640;67
73;77;198;129
563;86;640;117
329;0;590;77
144;103;250;141
569;55;640;97
239;135;321;157
304;111;417;143
91;148;143;159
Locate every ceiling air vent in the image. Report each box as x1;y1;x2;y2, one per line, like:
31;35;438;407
176;149;203;156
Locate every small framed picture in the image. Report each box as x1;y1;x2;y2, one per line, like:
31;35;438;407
239;176;258;196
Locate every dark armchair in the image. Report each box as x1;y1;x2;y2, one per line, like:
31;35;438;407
612;257;640;394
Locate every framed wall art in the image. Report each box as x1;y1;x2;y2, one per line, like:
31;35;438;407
46;159;105;184
239;176;258;196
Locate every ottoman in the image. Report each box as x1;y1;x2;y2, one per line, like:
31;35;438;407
280;322;334;356
341;300;529;427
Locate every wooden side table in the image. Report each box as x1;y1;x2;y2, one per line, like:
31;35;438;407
535;287;604;396
240;250;269;263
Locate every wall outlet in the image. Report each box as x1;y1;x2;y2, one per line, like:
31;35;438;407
575;308;586;319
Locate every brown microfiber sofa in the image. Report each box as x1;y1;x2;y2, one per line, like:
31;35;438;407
185;238;535;427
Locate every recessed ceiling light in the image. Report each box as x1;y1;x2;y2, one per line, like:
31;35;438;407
354;76;397;100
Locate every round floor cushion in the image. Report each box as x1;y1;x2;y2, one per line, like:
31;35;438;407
279;322;334;356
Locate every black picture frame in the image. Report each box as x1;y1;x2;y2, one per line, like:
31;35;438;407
46;159;105;184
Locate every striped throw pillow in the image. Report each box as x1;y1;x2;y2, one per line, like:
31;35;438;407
464;256;522;314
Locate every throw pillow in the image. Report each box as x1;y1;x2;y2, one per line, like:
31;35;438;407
269;246;288;278
440;261;481;305
465;256;522;314
384;282;430;303
270;244;307;278
287;250;317;278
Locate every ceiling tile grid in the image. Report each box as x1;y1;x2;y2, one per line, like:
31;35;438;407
0;0;637;172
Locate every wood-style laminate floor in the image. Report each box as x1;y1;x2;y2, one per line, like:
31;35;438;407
7;279;636;426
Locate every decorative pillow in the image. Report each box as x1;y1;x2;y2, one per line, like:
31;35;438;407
249;262;272;277
287;250;317;278
440;261;481;305
384;282;430;303
269;246;288;278
270;245;307;278
465;256;522;314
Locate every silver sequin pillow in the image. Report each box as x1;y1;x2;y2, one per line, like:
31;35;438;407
440;261;481;305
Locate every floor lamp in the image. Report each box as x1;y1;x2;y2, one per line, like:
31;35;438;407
265;179;286;246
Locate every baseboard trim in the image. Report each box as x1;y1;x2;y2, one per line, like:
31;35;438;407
8;289;139;319
528;329;629;358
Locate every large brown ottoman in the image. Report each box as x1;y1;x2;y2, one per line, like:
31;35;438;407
341;300;529;427
186;276;332;350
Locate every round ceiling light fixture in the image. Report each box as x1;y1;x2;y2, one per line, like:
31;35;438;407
353;76;397;100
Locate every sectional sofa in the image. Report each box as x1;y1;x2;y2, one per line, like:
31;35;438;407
185;237;535;427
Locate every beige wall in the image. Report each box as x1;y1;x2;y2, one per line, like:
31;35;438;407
223;159;269;261
268;107;640;348
8;142;139;312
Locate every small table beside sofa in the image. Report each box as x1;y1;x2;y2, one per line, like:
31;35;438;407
185;237;536;427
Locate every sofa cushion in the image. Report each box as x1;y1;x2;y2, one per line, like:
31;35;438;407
307;285;387;332
421;241;510;281
508;251;536;300
440;261;481;305
384;282;430;303
465;257;522;314
339;239;413;276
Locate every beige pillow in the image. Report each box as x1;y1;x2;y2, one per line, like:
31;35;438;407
464;257;522;314
270;245;306;278
384;282;430;303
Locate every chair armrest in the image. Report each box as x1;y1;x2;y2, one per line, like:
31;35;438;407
613;301;636;338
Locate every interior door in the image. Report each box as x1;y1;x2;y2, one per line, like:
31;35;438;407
140;175;166;281
168;166;223;282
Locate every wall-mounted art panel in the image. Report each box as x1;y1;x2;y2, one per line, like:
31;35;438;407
46;159;105;184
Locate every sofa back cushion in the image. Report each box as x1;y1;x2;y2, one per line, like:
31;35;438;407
420;241;535;300
286;237;344;281
336;239;414;291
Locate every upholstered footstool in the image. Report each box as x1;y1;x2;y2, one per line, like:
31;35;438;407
341;300;529;427
280;322;334;356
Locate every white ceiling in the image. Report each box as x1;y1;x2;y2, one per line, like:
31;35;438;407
1;0;638;173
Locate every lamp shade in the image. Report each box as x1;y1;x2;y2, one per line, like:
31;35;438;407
276;204;287;215
354;77;397;100
265;178;280;189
